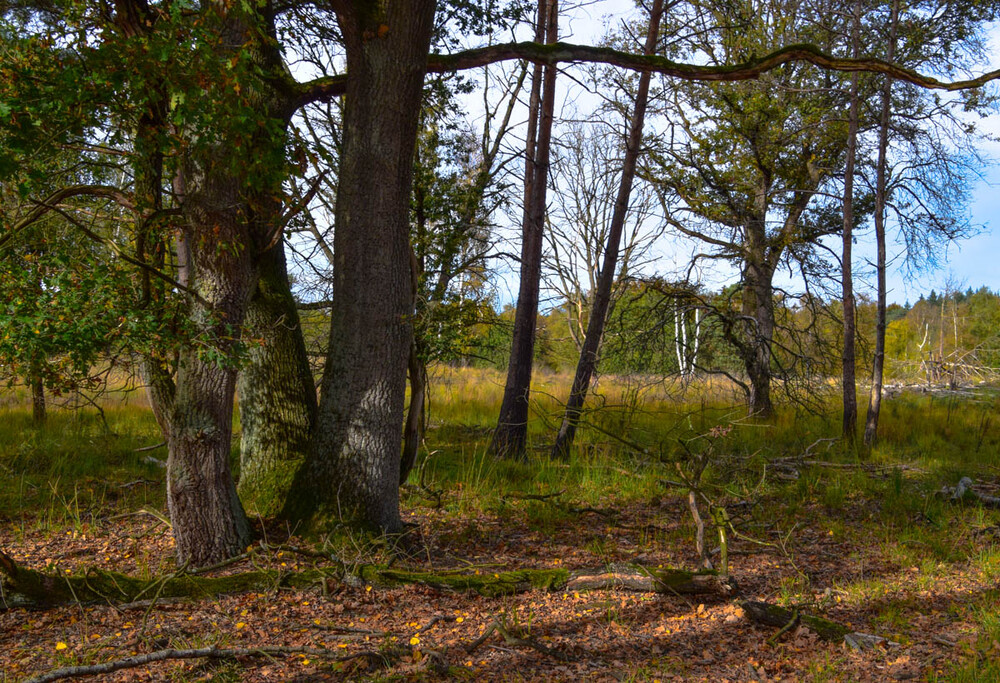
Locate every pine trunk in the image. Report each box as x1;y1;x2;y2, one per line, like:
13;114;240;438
552;0;662;458
287;0;436;533
490;0;558;459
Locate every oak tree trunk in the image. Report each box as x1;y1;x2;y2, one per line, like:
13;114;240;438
153;3;291;565
287;0;436;533
237;241;317;517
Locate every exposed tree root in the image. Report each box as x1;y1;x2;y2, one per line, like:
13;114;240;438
0;549;736;609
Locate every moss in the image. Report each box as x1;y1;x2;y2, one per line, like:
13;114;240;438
364;568;571;597
2;549;720;608
741;600;850;641
0;555;339;606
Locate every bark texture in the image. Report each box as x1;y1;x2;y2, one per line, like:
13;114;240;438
237;242;317;517
287;1;437;533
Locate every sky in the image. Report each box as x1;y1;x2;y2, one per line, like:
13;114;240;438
486;1;1000;308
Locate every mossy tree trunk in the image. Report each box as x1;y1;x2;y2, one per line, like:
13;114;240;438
237;241;317;517
0;548;736;607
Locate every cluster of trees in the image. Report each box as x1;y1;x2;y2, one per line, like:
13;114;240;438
1;0;998;566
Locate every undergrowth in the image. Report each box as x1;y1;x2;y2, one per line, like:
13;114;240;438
3;369;1000;679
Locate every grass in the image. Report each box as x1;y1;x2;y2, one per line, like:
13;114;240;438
4;368;1000;679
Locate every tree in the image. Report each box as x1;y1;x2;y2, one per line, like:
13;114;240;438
403;67;522;481
647;0;854;418
284;2;439;532
841;0;862;442
489;0;559;460
552;0;664;458
861;0;997;444
6;0;998;565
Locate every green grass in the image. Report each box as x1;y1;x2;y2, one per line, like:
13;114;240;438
0;403;167;531
5;370;1000;678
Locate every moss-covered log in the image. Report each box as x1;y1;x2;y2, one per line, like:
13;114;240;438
0;550;735;608
740;600;850;641
0;550;332;607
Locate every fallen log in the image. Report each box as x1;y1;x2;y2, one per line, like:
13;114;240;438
0;549;736;608
740;600;848;641
24;645;393;683
741;600;897;651
943;477;1000;510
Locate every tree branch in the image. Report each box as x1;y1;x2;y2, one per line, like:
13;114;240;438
290;40;1000;109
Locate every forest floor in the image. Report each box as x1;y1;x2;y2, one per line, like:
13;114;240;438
2;375;1000;682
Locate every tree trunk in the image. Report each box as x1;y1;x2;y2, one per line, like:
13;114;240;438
400;342;427;484
237;241;317;517
286;1;436;534
864;0;899;447
490;0;558;459
30;363;45;425
551;0;662;459
741;257;776;419
158;3;294;565
167;177;254;566
841;2;861;443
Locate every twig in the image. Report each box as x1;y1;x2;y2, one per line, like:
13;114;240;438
465;622;498;654
116;479;158;490
133;442;166;453
767;608;800;646
24;645;386;683
463;619;573;661
108;508;171;528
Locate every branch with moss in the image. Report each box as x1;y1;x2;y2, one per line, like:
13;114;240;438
293;40;1000;106
0;549;736;608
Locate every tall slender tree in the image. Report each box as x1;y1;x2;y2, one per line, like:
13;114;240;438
841;0;861;442
863;0;898;447
552;0;664;458
489;0;559;459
